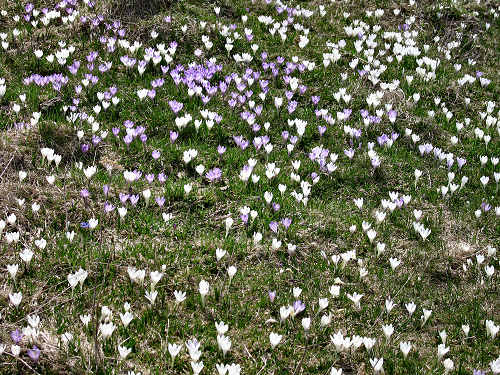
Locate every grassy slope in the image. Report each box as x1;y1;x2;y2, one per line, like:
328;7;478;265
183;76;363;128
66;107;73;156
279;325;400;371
0;0;498;374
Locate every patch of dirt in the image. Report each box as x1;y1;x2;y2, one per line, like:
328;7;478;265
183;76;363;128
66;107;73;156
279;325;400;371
445;240;476;259
437;205;485;262
0;125;89;236
107;0;178;22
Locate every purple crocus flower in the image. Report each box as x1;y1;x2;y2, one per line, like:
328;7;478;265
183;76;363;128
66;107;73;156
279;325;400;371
217;145;226;155
92;135;101;145
272;202;280;212
124;120;134;128
27;346;41;362
377;134;388;146
103;184;109;196
87;51;98;62
288;100;298;114
388;109;397;122
169;100;183;113
205;168;222;182
123;135;133;145
396;197;404;208
119;193;129;203
219;81;228;93
151;78;164;88
10;329;24;344
80;189;90;198
155;197;165;207
281;218;292;229
240;214;249;224
104;201;115;213
293;300;306;315
130;195;140;206
239;140;249;150
344;148;355;159
170;131;178;143
68;61;80;75
253;137;263;150
447;158;454;169
269;291;276;302
152;150;161;160
158;173;167;183
481;202;491;212
269;221;278;233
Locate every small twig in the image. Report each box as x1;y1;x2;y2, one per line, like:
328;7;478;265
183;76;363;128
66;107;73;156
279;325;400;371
3;351;41;375
370;275;412;328
165;318;170;344
0;156;14;181
93;226;105;370
92;285;101;370
292;341;308;375
13;285;74;324
244;345;256;364
256;357;268;375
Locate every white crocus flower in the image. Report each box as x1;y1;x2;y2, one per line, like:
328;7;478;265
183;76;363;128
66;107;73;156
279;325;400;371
269;332;282;348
